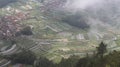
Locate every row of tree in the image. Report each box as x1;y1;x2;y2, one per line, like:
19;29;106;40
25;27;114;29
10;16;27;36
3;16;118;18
1;42;120;67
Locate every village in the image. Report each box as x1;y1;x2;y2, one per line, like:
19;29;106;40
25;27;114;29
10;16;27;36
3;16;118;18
0;0;120;67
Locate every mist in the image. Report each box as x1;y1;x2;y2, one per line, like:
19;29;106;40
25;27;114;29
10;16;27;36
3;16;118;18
65;0;103;10
63;0;120;29
41;0;120;32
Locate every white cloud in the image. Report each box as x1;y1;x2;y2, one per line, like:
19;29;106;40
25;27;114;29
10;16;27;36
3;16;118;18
65;0;103;10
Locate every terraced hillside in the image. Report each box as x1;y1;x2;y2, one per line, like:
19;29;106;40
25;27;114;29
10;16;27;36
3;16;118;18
0;0;120;65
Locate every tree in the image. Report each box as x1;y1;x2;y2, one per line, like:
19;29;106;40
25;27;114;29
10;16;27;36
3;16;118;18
96;42;107;58
34;57;54;67
4;49;36;65
76;42;108;67
55;56;79;67
20;26;33;36
76;57;89;67
104;51;120;67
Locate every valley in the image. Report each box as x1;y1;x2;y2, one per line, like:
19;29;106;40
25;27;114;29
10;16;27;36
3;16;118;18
0;0;120;66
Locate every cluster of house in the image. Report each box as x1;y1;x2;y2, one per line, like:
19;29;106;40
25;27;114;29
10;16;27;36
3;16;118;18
41;0;66;12
4;12;30;23
0;12;30;39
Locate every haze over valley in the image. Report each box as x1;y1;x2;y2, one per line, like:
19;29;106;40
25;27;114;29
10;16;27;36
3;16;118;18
0;0;120;67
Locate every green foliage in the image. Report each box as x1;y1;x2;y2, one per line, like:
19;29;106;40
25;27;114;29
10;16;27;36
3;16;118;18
104;51;120;67
34;56;79;67
35;57;54;67
76;42;120;67
56;56;79;67
4;49;36;65
20;26;33;36
96;42;107;58
76;51;120;67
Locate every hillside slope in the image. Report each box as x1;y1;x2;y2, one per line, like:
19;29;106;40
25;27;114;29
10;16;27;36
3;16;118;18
0;0;120;64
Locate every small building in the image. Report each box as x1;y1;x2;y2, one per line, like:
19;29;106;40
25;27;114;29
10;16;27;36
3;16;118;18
76;34;85;40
